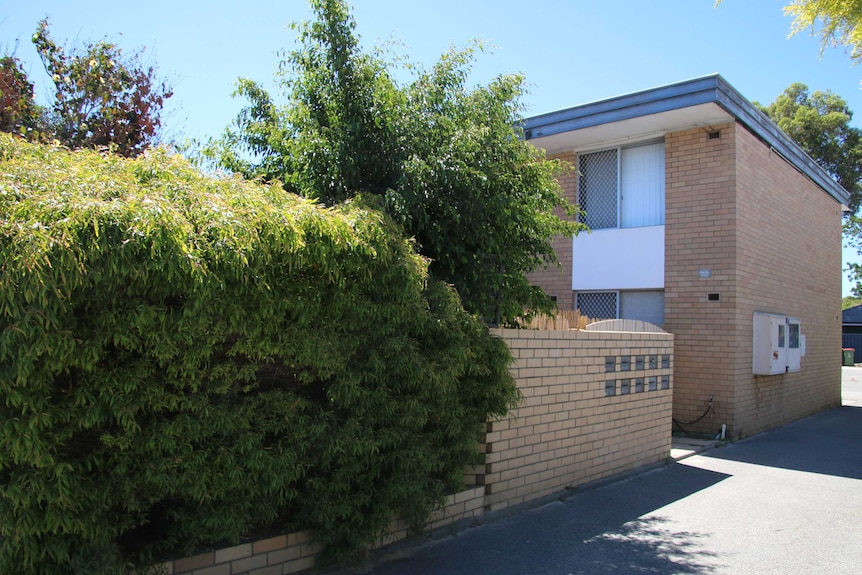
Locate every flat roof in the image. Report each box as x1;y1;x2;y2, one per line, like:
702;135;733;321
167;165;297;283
523;74;850;206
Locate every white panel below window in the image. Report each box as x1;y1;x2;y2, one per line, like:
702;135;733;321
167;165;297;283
572;226;664;290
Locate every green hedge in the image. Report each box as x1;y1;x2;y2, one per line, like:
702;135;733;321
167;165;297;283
0;134;518;574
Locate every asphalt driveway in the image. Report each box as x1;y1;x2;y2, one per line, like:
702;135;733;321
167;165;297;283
338;368;862;574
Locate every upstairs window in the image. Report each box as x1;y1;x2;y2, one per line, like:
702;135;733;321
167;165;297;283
578;149;617;229
578;141;665;229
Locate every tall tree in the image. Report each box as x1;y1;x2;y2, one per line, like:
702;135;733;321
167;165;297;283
31;19;172;157
844;215;862;297
757;83;862;213
757;83;862;296
204;0;583;325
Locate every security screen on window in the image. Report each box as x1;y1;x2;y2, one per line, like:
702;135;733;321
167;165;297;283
577;142;665;230
575;290;664;326
578;149;617;229
576;291;617;319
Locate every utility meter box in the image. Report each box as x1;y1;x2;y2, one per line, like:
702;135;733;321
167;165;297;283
753;312;803;375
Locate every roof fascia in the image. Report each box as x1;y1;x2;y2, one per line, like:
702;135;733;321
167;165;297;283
523;74;850;206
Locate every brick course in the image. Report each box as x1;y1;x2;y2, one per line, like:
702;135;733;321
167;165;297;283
664;122;740;434
527;151;578;313
484;328;673;511
731;123;842;436
665;122;841;437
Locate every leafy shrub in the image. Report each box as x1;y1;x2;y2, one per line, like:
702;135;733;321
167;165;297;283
0;134;518;573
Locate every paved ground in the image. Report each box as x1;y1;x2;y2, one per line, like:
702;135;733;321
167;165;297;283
335;368;862;574
842;365;862;407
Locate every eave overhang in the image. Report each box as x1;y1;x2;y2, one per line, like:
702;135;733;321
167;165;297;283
523;74;850;206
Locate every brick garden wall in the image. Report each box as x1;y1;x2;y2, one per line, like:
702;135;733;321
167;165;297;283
152;327;673;575
145;487;488;575
484;328;674;512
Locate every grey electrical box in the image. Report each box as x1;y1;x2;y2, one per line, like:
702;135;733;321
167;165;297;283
753;312;803;375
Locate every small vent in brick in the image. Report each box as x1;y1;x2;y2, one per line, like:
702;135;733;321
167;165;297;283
635;356;645;370
649;376;658;391
635;378;645;393
620;379;631;395
605;356;616;372
661;375;670;390
605;380;616;396
620;356;631;371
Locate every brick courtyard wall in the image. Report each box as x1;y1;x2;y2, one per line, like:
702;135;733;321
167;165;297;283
484;328;674;512
154;487;488;575
526;151;578;313
152;327;673;575
663;122;739;436
732;123;842;437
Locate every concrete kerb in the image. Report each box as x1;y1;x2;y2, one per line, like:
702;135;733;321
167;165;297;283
670;436;723;461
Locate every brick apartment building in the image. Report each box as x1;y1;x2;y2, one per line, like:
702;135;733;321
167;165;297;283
525;74;848;438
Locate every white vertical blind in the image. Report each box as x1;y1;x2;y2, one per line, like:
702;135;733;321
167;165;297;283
620;142;665;228
620;290;665;326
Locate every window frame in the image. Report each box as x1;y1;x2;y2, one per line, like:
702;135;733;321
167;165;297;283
575;290;619;321
575;289;665;326
577;147;619;230
577;139;665;230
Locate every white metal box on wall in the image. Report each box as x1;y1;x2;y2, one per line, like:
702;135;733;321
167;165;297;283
753;312;803;375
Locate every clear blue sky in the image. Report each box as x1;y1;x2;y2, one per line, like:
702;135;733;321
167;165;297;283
3;0;862;295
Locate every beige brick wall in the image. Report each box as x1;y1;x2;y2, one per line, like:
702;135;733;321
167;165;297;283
485;328;673;512
664;122;739;434
527;151;578;313
161;487;488;575
664;121;842;437
156;531;323;575
731;123;842;437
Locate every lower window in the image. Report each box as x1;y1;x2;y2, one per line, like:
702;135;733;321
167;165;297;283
576;290;664;326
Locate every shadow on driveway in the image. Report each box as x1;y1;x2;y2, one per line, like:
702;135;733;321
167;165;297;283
702;406;862;480
338;405;862;574
345;462;729;574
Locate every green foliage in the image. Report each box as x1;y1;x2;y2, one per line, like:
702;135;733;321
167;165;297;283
842;295;862;309
29;18;173;157
0;55;41;137
844;215;862;297
757;83;862;213
0;134;518;573
785;0;862;65
201;0;583;325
